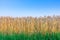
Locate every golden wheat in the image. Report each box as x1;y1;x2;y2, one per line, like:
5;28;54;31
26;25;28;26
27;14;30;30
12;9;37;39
0;16;60;34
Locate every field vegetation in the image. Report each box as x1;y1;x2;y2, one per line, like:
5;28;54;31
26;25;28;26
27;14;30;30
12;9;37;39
0;16;60;40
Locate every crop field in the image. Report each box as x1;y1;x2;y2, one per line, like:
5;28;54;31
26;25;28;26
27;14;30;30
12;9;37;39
0;16;60;40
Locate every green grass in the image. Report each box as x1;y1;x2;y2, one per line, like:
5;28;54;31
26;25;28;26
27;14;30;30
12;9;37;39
0;32;60;40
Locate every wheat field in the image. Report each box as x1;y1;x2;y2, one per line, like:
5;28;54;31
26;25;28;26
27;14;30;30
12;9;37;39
0;16;60;33
0;16;60;40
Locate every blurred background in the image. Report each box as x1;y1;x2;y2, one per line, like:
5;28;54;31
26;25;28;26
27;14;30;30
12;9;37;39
0;0;60;17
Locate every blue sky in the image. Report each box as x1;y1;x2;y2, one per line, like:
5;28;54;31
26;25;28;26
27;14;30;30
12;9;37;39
0;0;60;17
